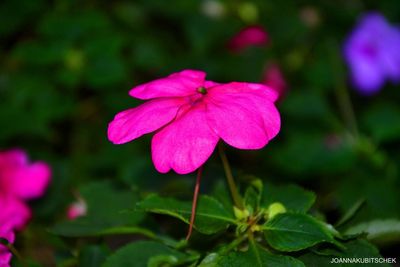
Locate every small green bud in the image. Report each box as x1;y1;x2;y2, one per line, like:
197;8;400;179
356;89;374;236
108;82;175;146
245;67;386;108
64;49;85;71
236;224;248;235
238;2;258;23
267;202;286;219
250;179;263;192
233;206;250;221
250;224;261;232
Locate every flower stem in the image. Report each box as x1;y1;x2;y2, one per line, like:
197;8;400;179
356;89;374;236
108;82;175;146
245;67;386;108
186;166;203;241
329;39;359;139
7;242;26;267
218;143;244;209
219;233;247;255
335;78;359;139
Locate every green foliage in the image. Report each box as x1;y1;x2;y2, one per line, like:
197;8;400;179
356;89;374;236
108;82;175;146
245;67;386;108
362;103;400;143
263;213;336;251
50;180;389;266
137;194;236;234
51;181;146;237
344;219;400;245
102;241;196;267
299;239;390;267
1;0;399;265
79;245;109;267
261;183;316;213
217;243;305;267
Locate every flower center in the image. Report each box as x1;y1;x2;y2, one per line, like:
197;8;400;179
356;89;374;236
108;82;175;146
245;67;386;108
197;86;207;95
361;43;377;58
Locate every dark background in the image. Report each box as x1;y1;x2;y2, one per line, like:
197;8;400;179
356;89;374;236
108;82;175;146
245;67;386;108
1;0;399;265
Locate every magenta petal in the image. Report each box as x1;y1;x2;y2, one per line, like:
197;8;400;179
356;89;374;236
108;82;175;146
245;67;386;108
0;228;13;267
0;197;31;230
206;83;280;149
151;104;219;174
0;252;12;267
229;25;269;52
10;162;51;200
0;149;27;167
129;70;206;100
208;81;279;102
204;80;220;88
108;98;185;144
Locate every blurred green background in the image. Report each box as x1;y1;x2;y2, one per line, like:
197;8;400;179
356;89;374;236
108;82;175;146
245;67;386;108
1;0;400;265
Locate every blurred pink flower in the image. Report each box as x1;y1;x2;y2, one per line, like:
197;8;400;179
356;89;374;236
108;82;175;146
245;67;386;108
67;199;87;220
0;149;51;267
229;25;269;52
108;70;281;174
0;224;14;267
262;63;287;101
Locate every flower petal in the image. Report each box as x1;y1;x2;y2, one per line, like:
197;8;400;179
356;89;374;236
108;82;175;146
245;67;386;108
10;162;51;200
129;70;206;100
229;25;269;52
206;82;280;149
208;81;279;102
348;55;385;94
380;28;400;82
0;222;14;267
0;196;31;230
0;236;13;267
151;104;219;174
0;149;27;167
108;98;185;144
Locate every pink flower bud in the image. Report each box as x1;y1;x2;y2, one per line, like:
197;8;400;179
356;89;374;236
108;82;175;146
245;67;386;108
229;25;269;52
67;200;87;220
262;63;287;101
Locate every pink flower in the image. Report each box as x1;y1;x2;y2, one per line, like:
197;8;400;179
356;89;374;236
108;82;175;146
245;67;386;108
0;150;51;201
67;199;87;220
261;63;287;101
108;70;280;174
0;224;14;267
0;198;30;267
229;25;269;52
0;149;51;267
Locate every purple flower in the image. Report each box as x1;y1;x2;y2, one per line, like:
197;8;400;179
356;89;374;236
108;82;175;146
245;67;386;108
344;12;400;95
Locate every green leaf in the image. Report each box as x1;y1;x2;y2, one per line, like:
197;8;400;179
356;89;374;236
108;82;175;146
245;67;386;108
335;198;365;227
261;183;316;213
218;243;305;267
102;241;188;267
344;219;400;245
79;181;144;224
299;239;390;267
244;179;263;214
198;253;220;267
211;180;233;212
262;213;335;251
362;103;400;143
51;181;145;237
51;220;154;237
137;194;236;235
79;245;109;267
